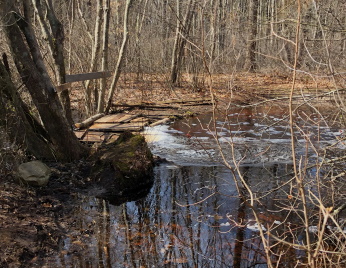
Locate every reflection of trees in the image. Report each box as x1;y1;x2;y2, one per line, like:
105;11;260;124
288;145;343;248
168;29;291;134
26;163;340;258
58;164;294;267
232;166;269;267
233;201;245;268
95;199;111;268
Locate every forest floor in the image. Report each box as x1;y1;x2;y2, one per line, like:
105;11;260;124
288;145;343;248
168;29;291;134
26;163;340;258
71;72;339;122
0;72;343;267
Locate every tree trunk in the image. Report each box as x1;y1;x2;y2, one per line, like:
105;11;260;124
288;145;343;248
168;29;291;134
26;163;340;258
85;0;103;115
1;0;88;161
134;0;148;81
170;0;196;85
170;0;182;85
244;0;259;72
67;0;76;73
105;0;132;114
30;0;73;125
0;60;55;160
209;0;217;72
97;0;111;113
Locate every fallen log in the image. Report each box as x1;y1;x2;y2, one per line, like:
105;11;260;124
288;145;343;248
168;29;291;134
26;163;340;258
75;113;105;129
112;103;178;109
149;118;171;127
158;98;212;104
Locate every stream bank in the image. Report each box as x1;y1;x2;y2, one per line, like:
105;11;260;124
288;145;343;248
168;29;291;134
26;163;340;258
0;131;155;267
1;87;345;267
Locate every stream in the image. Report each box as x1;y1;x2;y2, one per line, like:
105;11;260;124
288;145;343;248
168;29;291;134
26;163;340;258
53;106;342;267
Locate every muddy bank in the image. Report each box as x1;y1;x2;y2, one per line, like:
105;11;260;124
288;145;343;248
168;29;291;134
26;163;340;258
0;162;87;267
0;132;154;267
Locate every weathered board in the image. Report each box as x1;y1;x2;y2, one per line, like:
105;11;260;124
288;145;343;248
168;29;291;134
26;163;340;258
130;117;150;124
88;123;119;131
57;71;112;92
75;130;119;143
89;125;143;132
66;71;112;83
158;98;212;104
56;83;71;92
94;113;138;124
77;113;150;135
89;117;149;132
82;132;105;142
74;130;86;139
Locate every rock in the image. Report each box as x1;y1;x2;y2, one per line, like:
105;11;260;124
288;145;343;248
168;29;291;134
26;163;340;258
18;161;51;187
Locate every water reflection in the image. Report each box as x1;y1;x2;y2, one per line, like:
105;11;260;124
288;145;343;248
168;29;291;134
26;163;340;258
52;107;341;267
55;163;296;267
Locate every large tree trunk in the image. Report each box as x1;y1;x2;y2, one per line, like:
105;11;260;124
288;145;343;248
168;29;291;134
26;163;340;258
30;0;73;125
0;60;55;160
1;0;88;161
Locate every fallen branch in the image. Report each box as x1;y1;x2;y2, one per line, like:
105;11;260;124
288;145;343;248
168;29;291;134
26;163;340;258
149;118;171;127
113;103;178;109
75;113;105;129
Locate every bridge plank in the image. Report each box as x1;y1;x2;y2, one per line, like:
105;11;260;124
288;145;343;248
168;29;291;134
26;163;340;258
94;113;138;124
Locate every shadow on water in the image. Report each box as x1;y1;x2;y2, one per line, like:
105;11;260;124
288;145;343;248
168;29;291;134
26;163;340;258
52;106;342;267
101;181;154;206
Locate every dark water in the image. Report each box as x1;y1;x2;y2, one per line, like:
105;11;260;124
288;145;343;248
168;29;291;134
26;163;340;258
54;106;342;267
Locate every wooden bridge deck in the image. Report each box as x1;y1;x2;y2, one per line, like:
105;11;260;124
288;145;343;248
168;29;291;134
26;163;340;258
74;113;151;143
74;98;212;143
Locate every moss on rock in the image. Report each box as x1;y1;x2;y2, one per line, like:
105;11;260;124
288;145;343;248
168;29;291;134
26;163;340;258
90;131;154;203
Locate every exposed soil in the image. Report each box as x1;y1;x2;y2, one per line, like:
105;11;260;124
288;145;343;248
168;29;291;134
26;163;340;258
0;72;342;267
0;161;92;267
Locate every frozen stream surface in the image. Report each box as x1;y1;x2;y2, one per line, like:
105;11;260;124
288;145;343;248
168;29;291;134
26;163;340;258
144;107;341;166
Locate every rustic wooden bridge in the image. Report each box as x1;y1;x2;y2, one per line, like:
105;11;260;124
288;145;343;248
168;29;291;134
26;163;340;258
74;98;212;143
58;70;212;143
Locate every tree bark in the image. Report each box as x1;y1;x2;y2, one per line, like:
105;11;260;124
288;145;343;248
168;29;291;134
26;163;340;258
97;0;111;113
67;0;76;73
1;0;88;161
0;60;55;160
85;0;103;115
30;0;73;125
170;0;196;85
244;0;259;72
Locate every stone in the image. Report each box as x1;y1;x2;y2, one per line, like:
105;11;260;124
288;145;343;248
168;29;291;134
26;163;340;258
18;160;51;187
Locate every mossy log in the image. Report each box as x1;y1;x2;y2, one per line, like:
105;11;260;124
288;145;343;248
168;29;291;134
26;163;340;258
90;131;154;204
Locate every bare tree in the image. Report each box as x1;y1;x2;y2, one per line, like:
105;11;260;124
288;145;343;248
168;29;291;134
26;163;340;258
1;0;88;161
31;0;73;125
170;0;197;85
84;0;103;115
97;0;111;113
105;0;132;114
244;0;259;71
